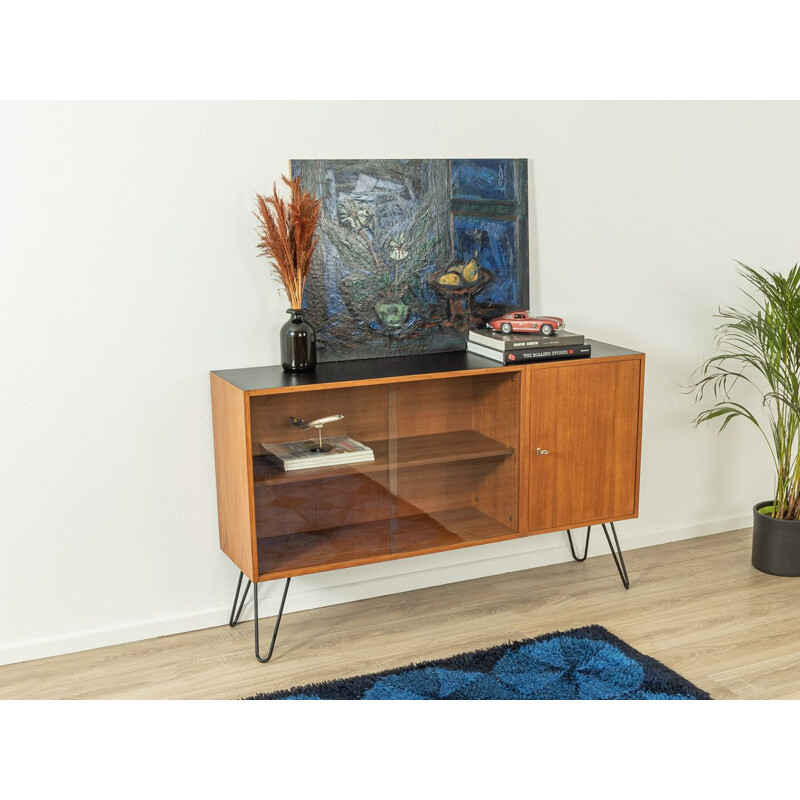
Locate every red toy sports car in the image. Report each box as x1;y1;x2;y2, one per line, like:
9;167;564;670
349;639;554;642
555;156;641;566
488;311;565;336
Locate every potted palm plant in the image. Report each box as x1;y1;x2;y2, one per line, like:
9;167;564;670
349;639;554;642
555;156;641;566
691;262;800;576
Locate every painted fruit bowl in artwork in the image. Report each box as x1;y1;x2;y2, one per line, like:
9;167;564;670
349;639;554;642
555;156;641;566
430;257;491;292
427;257;494;329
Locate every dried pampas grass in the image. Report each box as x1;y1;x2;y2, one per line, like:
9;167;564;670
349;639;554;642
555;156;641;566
254;175;321;309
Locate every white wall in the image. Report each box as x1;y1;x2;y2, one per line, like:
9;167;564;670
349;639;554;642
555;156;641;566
1;101;794;665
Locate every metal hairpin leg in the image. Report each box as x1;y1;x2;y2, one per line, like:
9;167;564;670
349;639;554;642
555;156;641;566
229;571;251;627
229;571;292;662
565;521;630;590
566;525;593;561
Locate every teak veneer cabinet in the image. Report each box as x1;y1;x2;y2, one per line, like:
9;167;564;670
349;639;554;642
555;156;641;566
210;341;644;661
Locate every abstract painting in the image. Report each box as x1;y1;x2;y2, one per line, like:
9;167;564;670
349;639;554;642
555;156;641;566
290;158;529;362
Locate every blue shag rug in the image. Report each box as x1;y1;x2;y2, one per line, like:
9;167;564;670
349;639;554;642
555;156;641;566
245;625;711;700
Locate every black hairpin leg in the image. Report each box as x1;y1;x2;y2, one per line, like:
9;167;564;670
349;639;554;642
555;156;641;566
601;522;630;590
229;571;251;627
565;521;630;590
566;525;593;561
229;571;292;662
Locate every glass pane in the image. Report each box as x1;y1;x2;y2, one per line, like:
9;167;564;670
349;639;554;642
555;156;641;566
251;385;391;576
252;373;520;578
387;373;520;556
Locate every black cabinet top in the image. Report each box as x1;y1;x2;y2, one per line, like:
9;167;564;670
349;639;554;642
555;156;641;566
211;340;643;392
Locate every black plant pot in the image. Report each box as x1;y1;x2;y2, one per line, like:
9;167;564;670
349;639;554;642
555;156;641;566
752;500;800;577
280;308;316;372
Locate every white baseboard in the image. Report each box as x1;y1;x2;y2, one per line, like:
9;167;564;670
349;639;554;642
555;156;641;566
0;513;750;667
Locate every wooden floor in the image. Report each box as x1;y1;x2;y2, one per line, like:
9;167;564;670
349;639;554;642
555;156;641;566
2;527;799;700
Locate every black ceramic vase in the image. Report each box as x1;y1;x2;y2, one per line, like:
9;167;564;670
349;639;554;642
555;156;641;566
752;500;800;577
280;308;316;372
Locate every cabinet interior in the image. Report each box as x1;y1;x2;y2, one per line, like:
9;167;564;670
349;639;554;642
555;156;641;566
248;373;520;578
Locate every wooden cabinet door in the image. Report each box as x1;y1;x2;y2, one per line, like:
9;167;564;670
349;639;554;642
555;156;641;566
526;357;643;532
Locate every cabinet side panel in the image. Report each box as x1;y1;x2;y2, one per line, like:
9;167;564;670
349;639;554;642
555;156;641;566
210;373;256;580
632;354;645;517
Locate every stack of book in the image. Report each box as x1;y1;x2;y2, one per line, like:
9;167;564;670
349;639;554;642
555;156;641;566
467;328;590;364
261;435;375;471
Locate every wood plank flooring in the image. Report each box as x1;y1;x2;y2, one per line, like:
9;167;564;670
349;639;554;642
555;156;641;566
1;527;799;700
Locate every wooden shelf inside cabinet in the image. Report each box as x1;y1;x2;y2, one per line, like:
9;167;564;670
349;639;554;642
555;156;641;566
257;507;518;579
252;429;514;486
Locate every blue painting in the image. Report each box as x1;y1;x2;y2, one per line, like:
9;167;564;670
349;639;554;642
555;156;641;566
291;158;529;362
